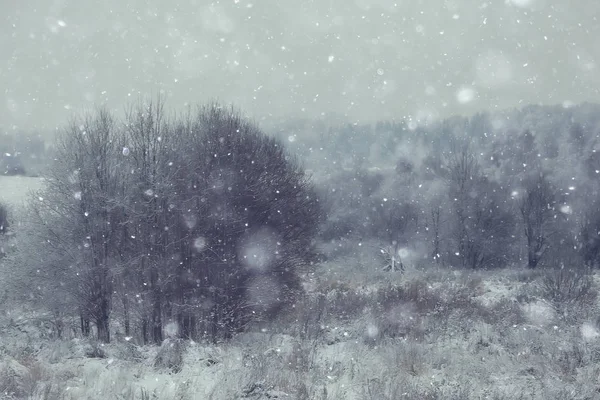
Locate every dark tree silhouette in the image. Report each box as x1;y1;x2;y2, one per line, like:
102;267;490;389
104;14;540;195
446;142;479;268
22;110;125;342
519;172;556;269
17;101;322;344
170;105;322;341
580;203;600;268
445;141;516;268
0;202;9;235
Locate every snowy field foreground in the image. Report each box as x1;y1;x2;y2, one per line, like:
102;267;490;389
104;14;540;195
2;263;600;399
0;176;44;208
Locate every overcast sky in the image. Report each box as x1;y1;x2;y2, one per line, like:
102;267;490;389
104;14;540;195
2;0;600;131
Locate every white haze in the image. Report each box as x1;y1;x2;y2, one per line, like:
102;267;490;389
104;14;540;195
1;0;600;130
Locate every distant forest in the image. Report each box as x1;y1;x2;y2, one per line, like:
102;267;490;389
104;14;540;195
271;102;600;270
0;131;48;176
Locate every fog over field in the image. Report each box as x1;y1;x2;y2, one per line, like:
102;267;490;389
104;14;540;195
2;0;600;130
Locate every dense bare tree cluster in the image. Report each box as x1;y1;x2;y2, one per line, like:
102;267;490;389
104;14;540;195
11;101;321;343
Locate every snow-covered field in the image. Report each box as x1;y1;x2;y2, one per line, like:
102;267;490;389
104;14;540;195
1;264;600;399
0;176;45;208
0;179;596;399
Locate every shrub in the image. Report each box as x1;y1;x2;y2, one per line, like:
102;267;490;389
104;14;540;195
540;265;596;316
84;342;107;359
154;338;185;373
325;283;369;322
0;358;37;399
393;342;429;376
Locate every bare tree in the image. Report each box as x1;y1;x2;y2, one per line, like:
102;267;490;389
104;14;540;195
445;141;516;268
519;172;556;268
446;141;479;268
122;98;175;344
20;110;125;342
68;111;126;342
429;204;443;263
371;200;418;272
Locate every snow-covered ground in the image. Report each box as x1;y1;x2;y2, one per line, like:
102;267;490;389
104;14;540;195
0;176;44;208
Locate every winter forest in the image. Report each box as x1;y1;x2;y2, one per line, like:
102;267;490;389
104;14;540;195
3;0;600;399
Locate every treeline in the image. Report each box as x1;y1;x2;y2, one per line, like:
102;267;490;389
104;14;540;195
0;131;49;176
8;101;321;344
274;103;600;271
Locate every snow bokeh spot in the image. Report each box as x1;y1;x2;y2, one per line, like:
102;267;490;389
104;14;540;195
456;87;476;104
193;236;207;252
581;322;600;341
45;17;67;33
164;321;179;338
237;227;281;273
522;301;555;326
505;0;535;8
366;323;379;339
397;247;410;260
560;205;573;215
183;213;197;230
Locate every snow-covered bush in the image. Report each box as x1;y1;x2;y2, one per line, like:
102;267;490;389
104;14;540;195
154;338;185;373
540;266;596;316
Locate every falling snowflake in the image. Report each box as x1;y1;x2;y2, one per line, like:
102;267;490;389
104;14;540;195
193;236;207;252
581;322;600;341
456;87;476;104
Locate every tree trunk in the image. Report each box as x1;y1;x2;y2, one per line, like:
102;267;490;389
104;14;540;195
96;297;111;343
152;291;163;343
54;312;63;339
189;315;196;339
80;314;90;337
210;304;219;344
180;313;195;339
430;207;442;263
141;317;149;344
528;248;539;269
179;313;188;339
151;268;163;344
123;296;130;337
